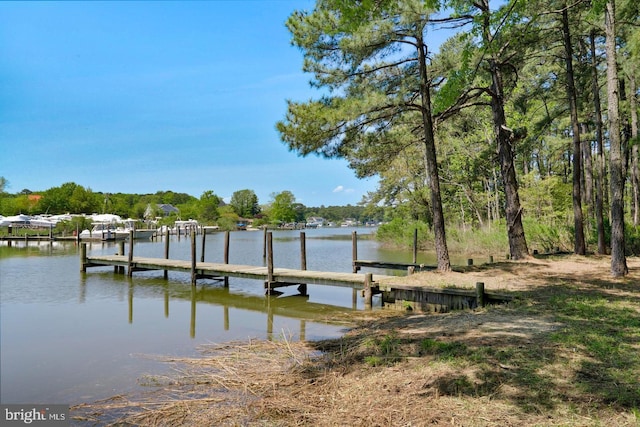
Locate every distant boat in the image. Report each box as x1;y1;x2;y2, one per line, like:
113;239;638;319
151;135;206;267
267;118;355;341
1;214;58;228
119;219;155;240
79;222;129;241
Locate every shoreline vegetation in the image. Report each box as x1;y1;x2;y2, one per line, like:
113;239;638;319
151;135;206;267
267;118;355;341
71;254;640;426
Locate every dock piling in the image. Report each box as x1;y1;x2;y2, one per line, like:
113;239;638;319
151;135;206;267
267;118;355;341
300;231;307;271
298;231;307;295
164;228;170;279
476;282;485;308
116;241;125;274
127;230;134;276
363;273;373;309
224;231;230;287
200;229;207;262
266;231;274;293
352;231;359;273
80;243;87;272
190;232;197;285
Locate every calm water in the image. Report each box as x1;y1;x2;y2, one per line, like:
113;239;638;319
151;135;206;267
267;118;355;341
1;227;447;406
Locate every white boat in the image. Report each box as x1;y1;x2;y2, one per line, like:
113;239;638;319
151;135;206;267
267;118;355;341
118;219;156;240
79;223;129;241
0;214;58;229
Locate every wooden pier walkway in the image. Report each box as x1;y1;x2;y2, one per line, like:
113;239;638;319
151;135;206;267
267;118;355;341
82;253;392;290
80;230;512;311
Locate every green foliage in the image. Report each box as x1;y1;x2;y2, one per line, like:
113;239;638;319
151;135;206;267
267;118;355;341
37;182;100;214
625;225;640;256
420;338;469;361
267;191;298;224
364;333;403;366
376;218;432;249
519;173;572;222
229;189;260;218
198;190;221;222
522;217;572;253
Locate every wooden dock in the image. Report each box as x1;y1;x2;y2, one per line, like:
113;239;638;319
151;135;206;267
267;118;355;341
80;230;513;311
82;253;390;290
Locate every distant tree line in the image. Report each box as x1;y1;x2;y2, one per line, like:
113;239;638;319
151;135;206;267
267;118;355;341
0;179;383;229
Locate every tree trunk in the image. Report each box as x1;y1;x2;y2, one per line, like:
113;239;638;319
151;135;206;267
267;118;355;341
480;0;528;260
590;30;607;255
629;74;639;226
605;0;628;276
561;7;586;255
578;40;595;216
416;35;451;272
490;60;529;259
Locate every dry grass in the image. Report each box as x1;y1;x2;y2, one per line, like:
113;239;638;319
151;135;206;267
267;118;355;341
71;255;640;426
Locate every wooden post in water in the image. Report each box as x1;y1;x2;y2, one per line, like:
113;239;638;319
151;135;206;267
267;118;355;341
298;231;307;296
352;231;359;273
266;231;274;293
224;231;230;287
127;230;134;277
200;228;207;262
190;231;197;285
116;241;125;274
164;228;170;279
300;231;307;270
363;273;373;309
413;228;418;264
476;282;485;308
224;231;230;263
262;227;267;259
80;243;87;272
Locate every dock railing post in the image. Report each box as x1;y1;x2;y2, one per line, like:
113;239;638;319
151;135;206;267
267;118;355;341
80;243;87;272
191;231;197;285
127;230;134;277
266;231;274;293
224;231;230;287
352;231;359;273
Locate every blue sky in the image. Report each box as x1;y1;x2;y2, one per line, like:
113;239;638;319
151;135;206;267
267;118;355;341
0;1;380;207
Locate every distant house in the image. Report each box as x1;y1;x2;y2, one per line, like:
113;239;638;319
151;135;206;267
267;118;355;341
145;203;179;219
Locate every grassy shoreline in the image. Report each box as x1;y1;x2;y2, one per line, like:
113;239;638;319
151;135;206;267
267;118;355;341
72;255;640;426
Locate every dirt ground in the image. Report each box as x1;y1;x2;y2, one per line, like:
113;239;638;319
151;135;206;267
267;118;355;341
71;255;640;426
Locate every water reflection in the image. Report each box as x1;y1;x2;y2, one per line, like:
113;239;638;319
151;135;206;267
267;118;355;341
117;276;356;340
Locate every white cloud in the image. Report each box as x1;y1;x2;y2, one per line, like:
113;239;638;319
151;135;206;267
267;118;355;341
333;185;355;194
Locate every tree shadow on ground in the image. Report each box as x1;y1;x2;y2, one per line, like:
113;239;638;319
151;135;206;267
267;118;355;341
307;279;640;415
